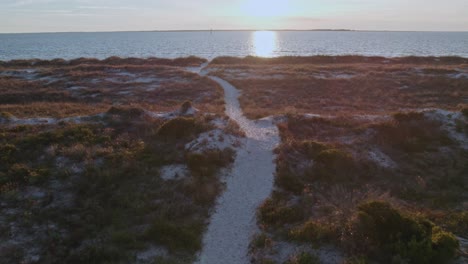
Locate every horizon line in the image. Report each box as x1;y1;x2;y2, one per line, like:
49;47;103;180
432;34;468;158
1;29;468;34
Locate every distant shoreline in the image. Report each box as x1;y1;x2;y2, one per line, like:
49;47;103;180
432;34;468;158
1;29;468;34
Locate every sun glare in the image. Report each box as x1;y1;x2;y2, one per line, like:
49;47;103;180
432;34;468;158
252;31;277;57
242;0;291;17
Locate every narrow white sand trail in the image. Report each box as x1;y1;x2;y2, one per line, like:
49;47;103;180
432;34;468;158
187;63;280;264
195;77;279;264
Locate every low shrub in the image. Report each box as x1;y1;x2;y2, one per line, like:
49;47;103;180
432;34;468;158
107;106;144;119
444;211;468;234
285;252;321;264
288;220;333;244
2;163;48;186
144;219;203;253
258;198;304;227
313;148;358;182
461;106;468;118
300;140;329;159
0;143;17;164
67;244;128;264
157;117;207;140
0;111;13;120
180;100;192;114
250;233;272;250
275;166;304;194
351;201;458;264
186;148;235;178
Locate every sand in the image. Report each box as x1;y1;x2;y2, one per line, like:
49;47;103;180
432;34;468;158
190;66;279;264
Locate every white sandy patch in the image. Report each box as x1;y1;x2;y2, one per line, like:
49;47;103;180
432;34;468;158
424;109;468;149
193;73;279;264
257;241;344;264
159;164;188;181
186;62;210;76
136;245;168;263
3;113;106;127
367;147;397;168
448;72;468;79
67;86;86;91
456;236;468;264
117;90;132;95
0;69;38;80
186;129;240;153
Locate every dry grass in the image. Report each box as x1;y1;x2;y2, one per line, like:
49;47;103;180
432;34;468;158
0;58;224;118
0;102;109;118
209;56;468;119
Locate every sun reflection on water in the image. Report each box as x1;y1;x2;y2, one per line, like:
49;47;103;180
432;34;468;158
252;31;277;57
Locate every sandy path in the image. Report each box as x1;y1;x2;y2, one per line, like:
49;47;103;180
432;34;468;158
189;65;279;264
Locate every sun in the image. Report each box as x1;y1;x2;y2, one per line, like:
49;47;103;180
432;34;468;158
242;0;291;17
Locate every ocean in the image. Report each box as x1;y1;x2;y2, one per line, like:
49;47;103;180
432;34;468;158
1;30;467;61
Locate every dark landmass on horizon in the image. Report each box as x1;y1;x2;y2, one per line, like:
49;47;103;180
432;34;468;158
2;29;468;34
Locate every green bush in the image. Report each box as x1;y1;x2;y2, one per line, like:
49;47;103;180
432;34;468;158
431;227;459;263
180;100;192;114
258;198;304;227
250;233;271;250
186;148;235;178
300;140;329;159
5;163;37;184
67;244;128;264
0;143;17;164
460;106;468;118
353;201;459;264
313;149;357;182
144;219;202;253
275;166;304;194
157;117;206;140
288;220;333;244
285;252;321;264
107;106;144;119
0;111;13;120
445;211;468;234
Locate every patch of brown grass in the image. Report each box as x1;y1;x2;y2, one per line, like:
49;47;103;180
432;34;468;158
0;102;110;118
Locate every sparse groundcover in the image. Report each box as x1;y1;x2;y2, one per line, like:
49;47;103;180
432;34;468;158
0;106;237;263
251;111;467;263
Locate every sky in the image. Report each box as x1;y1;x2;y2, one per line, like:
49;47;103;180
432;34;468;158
0;0;467;33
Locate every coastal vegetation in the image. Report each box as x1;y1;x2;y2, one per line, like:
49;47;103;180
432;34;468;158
1;55;467;263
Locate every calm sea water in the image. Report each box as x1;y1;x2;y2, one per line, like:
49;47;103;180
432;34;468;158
0;31;467;61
